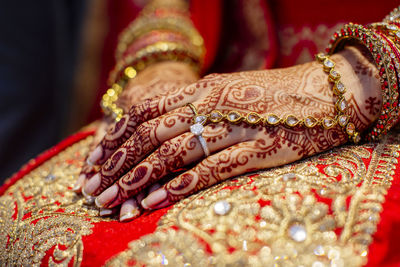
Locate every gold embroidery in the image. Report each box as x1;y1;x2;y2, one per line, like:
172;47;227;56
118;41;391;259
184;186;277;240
0;136;104;266
106;132;400;266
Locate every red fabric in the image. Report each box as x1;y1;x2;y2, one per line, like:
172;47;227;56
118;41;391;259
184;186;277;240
190;0;222;73
366;174;400;266
3;131;400;265
7;1;399;265
82;209;170;266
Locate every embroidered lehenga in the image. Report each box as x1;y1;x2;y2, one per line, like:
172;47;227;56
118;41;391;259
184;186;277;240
1;1;400;266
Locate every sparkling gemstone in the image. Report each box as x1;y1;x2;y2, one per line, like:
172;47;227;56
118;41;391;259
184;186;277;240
397;32;400;38
328;248;341;260
286;115;299;127
305;117;317;127
335;82;346;94
214;200;231;215
283;172;296;181
210;110;223;122
338;115;349;127
346;123;355;135
387;24;398;31
312;261;325;267
322;118;335;128
45;174;56;181
195;115;207;124
338;99;348;112
190;123;204;136
330;70;340;80
324;59;334;68
314;245;325;256
288;224;307;242
227;111;241;122
246;112;261;124
266;114;280;125
316;53;326;61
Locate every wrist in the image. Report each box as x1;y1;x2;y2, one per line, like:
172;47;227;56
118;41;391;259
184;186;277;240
332;46;382;134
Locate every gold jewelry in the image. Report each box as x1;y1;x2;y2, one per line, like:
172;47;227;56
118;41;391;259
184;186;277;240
327;23;399;141
316;53;360;143
187;104;210;157
101;66;137;121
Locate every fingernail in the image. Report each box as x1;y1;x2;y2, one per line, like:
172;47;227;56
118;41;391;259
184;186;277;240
72;174;86;192
141;188;167;210
99;208;113;216
95;197;103;208
83;173;101;196
120;210;140;222
87;146;103;165
95;184;119;208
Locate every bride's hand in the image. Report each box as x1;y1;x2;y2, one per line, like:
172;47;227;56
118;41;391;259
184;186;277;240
74;61;198;192
82;47;381;221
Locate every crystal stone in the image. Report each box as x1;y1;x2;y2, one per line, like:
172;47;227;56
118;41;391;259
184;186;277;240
335;82;346;94
227;111;241;122
330;70;340;80
247;113;261;124
214;200;231;215
283;172;296;181
210;111;223;122
387;24;398;31
338;99;347;112
324;59;334;68
305;117;317;127
397;31;400;38
45;174;56;181
286;115;299;127
288;224;307;242
195;115;207;124
346;123;355;135
190;123;204;136
323;118;335;128
338;115;349;127
266;114;280;125
314;245;325;256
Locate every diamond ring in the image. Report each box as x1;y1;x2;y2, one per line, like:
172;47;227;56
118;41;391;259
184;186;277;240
187;104;210;157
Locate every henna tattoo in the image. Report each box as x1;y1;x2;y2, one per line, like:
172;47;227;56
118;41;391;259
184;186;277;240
92;46;381;210
365;97;381;116
94;110;194;196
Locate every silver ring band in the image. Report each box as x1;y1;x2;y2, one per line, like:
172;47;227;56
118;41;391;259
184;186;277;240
197;135;210;157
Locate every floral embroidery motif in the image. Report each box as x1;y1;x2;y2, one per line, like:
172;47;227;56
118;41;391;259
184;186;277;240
0;136;103;266
106;133;400;266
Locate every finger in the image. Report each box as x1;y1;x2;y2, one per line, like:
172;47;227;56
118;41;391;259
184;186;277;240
141;138;299;209
99;207;119;217
118;184;159;222
75;120;111;192
84;106;195;197
119;198;140;222
87;83;199;166
94;122;246;208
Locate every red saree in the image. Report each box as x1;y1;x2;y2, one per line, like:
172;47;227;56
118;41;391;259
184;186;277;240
1;1;400;266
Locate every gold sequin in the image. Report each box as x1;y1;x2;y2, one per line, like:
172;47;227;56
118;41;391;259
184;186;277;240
0;136;106;266
106;132;400;266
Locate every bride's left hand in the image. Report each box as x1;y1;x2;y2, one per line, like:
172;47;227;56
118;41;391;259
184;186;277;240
81;47;381;222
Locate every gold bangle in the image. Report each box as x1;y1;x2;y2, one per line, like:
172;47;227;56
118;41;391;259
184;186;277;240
101;66;137;121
